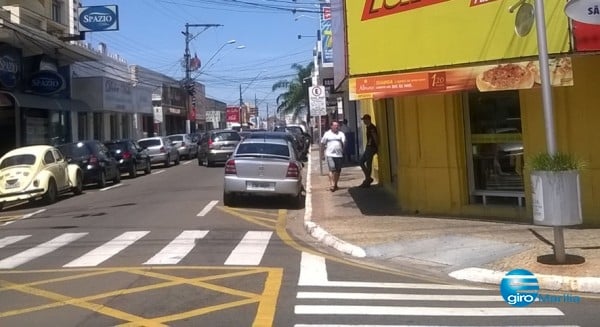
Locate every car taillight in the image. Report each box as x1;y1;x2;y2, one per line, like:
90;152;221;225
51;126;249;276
208;139;214;149
286;162;300;178
89;155;98;164
122;151;132;159
160;146;166;153
224;159;236;174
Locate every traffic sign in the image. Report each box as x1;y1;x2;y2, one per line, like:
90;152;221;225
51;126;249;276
308;86;327;116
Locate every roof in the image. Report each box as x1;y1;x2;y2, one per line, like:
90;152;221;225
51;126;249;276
239;138;289;145
1;145;54;158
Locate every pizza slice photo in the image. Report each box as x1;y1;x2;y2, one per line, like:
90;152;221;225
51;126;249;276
476;63;535;91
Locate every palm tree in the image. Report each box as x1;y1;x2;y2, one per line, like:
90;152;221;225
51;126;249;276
272;61;314;122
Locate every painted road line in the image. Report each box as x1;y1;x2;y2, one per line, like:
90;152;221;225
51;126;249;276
296;292;503;302
0;235;31;249
0;233;88;269
152;169;165;175
299;252;482;290
183;161;193;165
197;200;219;217
63;231;149;267
294;305;564;316
224;231;272;266
143;230;209;265
99;183;123;192
2;201;28;210
22;209;46;219
294;325;580;327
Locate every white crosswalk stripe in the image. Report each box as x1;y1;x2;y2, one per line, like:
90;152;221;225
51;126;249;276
0;230;272;269
294;252;577;326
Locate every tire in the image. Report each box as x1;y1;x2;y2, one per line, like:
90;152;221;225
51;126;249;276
97;171;107;188
144;160;152;174
197;156;202;166
43;179;58;205
113;169;121;184
175;154;180;165
129;163;137;178
164;156;170;168
290;192;304;209
72;173;83;195
223;192;235;207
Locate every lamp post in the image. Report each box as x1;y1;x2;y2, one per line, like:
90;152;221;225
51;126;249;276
239;70;267;126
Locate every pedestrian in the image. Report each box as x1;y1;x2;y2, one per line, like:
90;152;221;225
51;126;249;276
359;114;378;188
339;119;351;163
320;121;346;192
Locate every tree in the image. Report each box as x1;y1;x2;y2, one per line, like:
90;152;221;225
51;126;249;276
272;61;314;122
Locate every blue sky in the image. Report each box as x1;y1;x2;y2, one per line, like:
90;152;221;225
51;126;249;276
81;0;322;116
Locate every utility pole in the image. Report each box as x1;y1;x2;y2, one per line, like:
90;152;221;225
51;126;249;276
239;84;243;125
183;23;222;134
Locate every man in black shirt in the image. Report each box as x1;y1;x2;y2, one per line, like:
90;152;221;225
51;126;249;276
359;114;378;188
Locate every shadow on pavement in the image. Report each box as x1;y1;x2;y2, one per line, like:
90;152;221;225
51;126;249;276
347;185;403;216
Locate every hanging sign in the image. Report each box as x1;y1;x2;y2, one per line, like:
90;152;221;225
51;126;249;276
565;0;600;25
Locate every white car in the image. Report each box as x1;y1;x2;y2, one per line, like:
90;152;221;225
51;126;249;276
0;145;83;209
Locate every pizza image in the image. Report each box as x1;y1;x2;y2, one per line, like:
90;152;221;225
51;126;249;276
526;57;573;85
476;63;534;91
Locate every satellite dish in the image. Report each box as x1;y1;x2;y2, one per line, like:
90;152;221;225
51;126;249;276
515;3;535;37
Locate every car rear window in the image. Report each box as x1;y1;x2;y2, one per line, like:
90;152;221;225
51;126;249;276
105;143;127;152
0;154;36;169
213;132;240;142
57;143;92;157
138;139;161;148
168;135;183;142
236;143;290;157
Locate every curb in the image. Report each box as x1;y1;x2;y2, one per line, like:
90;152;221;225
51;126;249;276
303;151;367;258
450;267;600;294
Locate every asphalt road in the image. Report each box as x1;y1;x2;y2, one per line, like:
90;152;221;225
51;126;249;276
0;158;597;326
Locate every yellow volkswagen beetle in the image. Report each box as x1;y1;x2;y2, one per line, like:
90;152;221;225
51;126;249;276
0;145;83;210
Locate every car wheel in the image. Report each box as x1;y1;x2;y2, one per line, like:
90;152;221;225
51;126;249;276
129;163;137;178
175;154;180;165
43;179;58;205
98;171;107;188
164;156;170;168
113;169;121;184
223;192;236;207
72;173;83;195
144;159;152;174
290;192;304;209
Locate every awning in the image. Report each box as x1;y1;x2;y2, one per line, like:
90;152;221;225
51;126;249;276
0;92;91;112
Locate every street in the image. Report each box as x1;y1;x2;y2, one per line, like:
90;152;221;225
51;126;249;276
0;159;597;326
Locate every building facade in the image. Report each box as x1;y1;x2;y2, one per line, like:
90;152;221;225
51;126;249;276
333;1;600;226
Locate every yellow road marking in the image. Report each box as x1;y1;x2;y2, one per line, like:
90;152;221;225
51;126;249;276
226;208;279;217
217;206;276;229
253;267;283;327
0;270;113;293
0;215;22;222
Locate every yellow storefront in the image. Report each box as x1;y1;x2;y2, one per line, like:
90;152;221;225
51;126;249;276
333;0;600;225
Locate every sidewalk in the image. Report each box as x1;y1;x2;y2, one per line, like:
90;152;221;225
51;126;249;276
303;146;600;294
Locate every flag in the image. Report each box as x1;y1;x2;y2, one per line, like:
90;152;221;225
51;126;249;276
190;53;201;71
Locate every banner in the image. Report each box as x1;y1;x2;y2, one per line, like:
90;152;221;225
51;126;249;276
345;1;570;75
226;106;240;123
320;4;333;66
349;57;574;100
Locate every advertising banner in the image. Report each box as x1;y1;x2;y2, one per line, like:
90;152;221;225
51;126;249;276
78;5;119;32
345;1;570;76
332;0;347;90
349;57;573;100
572;20;600;51
320;3;333;66
226;106;240;123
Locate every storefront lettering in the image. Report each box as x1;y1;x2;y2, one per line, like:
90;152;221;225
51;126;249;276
0;56;18;74
589;5;600;16
362;0;449;20
29;71;64;94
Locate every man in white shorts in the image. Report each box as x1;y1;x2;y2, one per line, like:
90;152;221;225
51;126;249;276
320;121;346;192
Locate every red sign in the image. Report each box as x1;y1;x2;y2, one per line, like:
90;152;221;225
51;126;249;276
573;21;600;52
226;106;240;123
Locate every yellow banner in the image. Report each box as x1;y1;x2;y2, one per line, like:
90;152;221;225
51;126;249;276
346;0;570;76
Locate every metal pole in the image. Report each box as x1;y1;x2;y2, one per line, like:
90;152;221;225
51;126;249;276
534;0;564;263
319;118;323;176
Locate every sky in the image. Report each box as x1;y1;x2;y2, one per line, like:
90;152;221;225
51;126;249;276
81;0;323;118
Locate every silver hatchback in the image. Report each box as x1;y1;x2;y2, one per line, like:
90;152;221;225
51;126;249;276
223;138;303;208
138;137;180;168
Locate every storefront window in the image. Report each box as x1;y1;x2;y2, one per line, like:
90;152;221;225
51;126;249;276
466;91;524;206
78;112;88;140
93;113;104;141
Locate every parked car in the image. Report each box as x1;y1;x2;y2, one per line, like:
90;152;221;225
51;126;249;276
223;137;303;208
138;137;180;168
104;139;152;178
245;131;304;161
57;141;121;188
168;134;198;159
273;125;309;160
0;145;83;209
197;130;241;167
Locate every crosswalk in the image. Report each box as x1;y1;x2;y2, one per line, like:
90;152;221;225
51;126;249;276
0;230;273;269
294;252;578;327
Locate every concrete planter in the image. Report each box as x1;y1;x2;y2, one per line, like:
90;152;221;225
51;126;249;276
531;170;582;226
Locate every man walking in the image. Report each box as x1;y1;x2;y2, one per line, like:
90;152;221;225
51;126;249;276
320;121;346;192
359;114;378;188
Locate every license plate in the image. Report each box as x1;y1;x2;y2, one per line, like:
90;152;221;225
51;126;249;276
5;182;20;189
247;182;274;190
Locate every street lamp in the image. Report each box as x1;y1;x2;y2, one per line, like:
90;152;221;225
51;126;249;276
195;39;236;75
198;45;246;74
239;70;267;125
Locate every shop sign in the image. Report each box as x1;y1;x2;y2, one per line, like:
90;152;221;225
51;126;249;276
349;57;574;100
153;106;163;124
0;54;19;89
345;1;569;76
226;106;240;123
168;108;181;115
78;5;119;32
565;0;600;25
28;70;65;95
572;20;600;51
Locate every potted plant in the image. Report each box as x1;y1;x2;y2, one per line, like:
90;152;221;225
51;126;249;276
527;152;585;226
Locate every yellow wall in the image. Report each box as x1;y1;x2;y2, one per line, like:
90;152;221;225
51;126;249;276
520;55;600;224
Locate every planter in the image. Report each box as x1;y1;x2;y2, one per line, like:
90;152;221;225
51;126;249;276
530;170;582;226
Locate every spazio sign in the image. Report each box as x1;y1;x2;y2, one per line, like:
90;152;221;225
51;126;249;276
78;5;119;32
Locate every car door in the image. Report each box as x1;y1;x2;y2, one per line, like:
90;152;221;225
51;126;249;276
43;150;64;190
51;148;69;190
